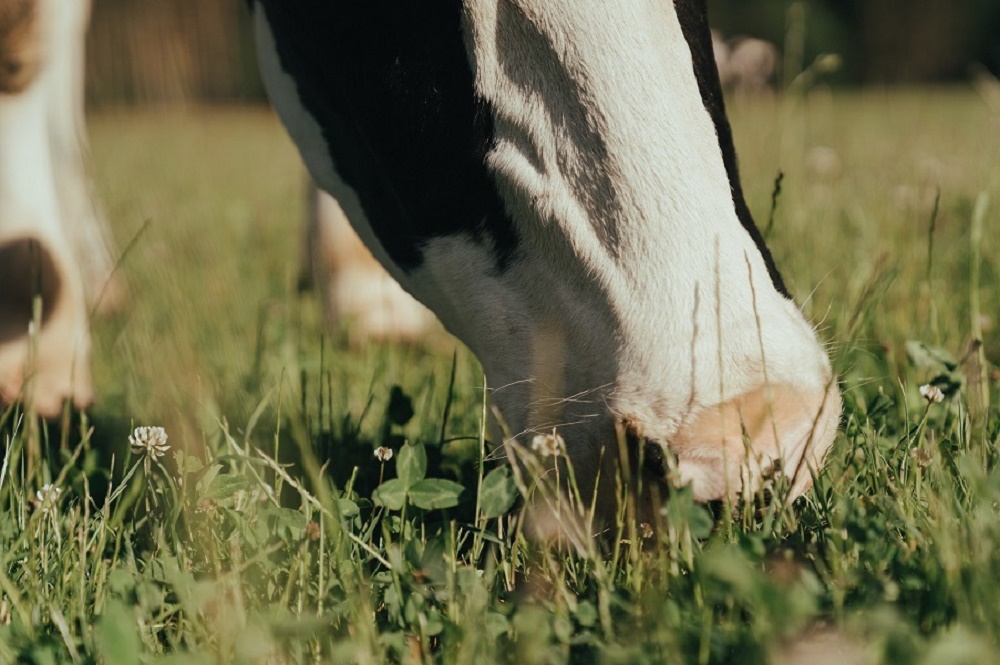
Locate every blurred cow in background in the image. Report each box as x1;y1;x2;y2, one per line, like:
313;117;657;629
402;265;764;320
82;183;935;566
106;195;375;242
301;184;434;345
255;0;840;516
0;0;120;417
712;30;779;94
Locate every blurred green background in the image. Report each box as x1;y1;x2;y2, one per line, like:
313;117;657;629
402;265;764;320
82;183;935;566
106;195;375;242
84;0;1000;106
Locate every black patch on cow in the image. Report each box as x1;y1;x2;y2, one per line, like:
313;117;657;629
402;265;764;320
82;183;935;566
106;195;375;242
673;0;789;297
253;1;519;273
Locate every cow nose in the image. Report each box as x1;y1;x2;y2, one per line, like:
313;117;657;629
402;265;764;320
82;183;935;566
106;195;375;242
611;371;840;514
0;55;38;94
665;381;841;503
0;236;93;417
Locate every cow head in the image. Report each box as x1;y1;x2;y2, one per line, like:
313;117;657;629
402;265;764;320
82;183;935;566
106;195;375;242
257;0;840;528
456;1;840;512
0;0;118;417
255;0;841;522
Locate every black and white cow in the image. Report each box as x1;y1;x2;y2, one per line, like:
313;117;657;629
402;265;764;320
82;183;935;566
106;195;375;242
1;0;839;520
252;0;841;513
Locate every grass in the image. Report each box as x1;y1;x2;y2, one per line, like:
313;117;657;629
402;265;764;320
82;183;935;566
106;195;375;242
1;86;999;664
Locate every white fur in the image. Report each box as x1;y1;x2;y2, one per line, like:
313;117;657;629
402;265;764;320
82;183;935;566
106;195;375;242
256;1;840;505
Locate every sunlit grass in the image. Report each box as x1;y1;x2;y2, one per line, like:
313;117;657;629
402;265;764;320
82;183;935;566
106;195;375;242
0;87;998;663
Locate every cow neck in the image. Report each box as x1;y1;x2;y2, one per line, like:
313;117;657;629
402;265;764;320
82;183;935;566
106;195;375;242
253;0;519;275
673;0;788;297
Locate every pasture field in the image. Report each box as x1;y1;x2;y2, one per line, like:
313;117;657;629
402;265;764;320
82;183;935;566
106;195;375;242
1;87;998;664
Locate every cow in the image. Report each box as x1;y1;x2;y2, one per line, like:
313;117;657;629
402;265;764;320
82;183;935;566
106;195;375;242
2;0;840;527
251;0;841;522
0;0;120;418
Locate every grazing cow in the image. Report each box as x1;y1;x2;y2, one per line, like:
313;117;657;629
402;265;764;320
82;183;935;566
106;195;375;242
252;0;841;516
0;0;119;417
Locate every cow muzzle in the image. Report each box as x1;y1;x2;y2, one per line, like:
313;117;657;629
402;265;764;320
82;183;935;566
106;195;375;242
0;235;92;416
652;380;841;503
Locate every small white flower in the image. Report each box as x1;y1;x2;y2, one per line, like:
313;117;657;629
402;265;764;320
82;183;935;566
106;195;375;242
909;447;932;469
919;384;945;404
34;484;62;512
374;446;394;462
531;430;565;458
129;426;169;459
640;522;654;540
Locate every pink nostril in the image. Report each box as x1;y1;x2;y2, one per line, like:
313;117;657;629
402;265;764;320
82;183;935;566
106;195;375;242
621;419;671;481
668;382;841;503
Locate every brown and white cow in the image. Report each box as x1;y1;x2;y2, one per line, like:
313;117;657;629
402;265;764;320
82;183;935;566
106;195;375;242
0;0;119;417
253;0;841;517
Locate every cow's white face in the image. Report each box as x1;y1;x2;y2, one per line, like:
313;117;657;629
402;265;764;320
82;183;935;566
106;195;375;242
256;0;841;514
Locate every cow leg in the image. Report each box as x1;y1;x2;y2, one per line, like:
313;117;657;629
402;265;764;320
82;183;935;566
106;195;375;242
305;184;433;345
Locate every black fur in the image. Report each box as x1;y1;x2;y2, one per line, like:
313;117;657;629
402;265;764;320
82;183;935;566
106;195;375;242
254;1;519;273
255;0;784;294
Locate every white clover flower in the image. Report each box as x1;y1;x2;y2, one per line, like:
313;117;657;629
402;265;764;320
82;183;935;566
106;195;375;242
919;384;945;404
531;430;565;458
374;446;394;462
909;447;932;469
34;484;62;512
129;426;170;459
